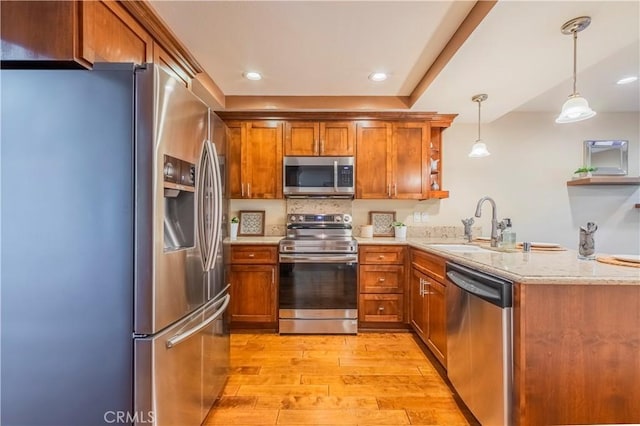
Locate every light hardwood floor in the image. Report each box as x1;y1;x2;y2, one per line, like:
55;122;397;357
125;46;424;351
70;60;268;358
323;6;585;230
203;332;472;426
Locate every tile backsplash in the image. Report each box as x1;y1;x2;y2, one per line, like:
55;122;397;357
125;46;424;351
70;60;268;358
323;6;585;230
286;199;352;214
229;198;481;237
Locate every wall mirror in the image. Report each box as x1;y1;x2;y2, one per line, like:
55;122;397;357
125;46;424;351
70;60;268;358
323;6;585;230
583;140;628;176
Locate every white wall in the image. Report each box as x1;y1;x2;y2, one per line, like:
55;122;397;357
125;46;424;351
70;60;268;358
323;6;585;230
421;111;640;253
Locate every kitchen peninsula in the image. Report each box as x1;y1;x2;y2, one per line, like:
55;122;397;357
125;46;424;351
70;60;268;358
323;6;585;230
227;235;640;425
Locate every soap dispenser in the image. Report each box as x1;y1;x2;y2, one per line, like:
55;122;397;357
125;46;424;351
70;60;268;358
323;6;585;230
501;218;516;250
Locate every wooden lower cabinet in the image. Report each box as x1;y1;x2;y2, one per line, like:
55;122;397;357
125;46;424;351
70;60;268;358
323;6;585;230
359;294;403;323
514;283;640;425
410;267;427;338
358;245;407;328
410;249;447;367
228;245;278;328
426;277;446;363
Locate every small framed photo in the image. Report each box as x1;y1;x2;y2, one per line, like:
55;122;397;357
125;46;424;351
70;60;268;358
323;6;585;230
238;210;265;236
369;211;396;237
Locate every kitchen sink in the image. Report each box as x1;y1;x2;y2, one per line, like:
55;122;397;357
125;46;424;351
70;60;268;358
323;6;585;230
426;244;492;253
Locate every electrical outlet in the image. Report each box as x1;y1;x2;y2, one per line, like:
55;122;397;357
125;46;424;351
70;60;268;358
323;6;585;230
413;212;421;223
421;212;429;222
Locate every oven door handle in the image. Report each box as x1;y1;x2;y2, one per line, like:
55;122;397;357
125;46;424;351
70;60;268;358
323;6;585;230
279;254;358;263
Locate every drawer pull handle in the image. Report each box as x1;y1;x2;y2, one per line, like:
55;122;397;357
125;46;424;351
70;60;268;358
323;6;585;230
378;306;385;311
378;278;386;282
378;255;385;259
248;253;255;258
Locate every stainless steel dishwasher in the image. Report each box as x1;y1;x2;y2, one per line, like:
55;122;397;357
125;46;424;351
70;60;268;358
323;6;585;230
446;262;513;426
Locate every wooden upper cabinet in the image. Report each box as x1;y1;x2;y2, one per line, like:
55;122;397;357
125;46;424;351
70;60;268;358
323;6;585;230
284;121;355;156
80;1;153;65
228;121;283;199
1;1;152;66
356;121;436;199
356;122;394;199
394;122;430;199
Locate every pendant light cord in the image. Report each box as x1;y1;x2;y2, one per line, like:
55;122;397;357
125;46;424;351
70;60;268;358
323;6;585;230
477;99;481;141
572;30;578;95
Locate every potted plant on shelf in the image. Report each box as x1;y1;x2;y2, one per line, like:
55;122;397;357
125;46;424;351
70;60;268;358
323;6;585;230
392;221;407;239
230;216;239;240
573;166;597;179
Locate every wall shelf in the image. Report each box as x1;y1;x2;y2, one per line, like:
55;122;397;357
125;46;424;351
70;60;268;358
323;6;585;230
566;176;640;186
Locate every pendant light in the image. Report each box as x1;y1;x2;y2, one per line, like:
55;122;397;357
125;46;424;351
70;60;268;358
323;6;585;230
555;16;596;124
468;94;490;158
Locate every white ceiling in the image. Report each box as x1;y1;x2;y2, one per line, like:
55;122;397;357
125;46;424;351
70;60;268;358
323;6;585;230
150;1;640;123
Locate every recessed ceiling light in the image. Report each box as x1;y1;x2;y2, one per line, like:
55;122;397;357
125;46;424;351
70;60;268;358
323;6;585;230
244;71;262;81
616;76;638;85
368;72;388;82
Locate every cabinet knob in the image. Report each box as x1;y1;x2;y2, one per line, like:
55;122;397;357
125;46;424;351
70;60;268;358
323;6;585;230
378;277;386;282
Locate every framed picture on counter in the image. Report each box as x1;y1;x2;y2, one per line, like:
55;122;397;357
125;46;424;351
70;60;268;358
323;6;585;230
369;211;395;237
238;210;265;236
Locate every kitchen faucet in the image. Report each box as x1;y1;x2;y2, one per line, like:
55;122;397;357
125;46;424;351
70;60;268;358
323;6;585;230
475;196;499;247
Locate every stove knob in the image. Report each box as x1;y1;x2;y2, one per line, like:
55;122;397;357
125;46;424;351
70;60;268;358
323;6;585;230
335;216;342;222
298;215;304;222
343;214;352;223
289;216;296;222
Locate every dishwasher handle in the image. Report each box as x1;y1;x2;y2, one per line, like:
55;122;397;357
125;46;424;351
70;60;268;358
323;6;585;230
446;263;512;308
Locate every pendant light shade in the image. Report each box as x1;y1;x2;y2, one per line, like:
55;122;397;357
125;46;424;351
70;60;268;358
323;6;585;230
469;94;490;158
555;16;596;124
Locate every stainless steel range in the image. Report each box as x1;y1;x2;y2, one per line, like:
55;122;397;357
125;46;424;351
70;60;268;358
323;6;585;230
278;213;358;334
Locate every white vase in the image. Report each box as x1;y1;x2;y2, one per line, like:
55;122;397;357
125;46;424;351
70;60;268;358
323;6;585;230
394;226;407;239
230;222;239;240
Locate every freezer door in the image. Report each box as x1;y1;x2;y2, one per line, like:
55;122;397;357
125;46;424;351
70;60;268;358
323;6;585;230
135;292;230;426
135;64;210;334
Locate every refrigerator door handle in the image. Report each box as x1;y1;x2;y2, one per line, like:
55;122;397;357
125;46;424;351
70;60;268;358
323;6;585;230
166;294;230;349
196;141;210;269
205;140;222;272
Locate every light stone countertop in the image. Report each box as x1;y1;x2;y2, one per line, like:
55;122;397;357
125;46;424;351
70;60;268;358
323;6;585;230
225;236;284;245
225;236;640;285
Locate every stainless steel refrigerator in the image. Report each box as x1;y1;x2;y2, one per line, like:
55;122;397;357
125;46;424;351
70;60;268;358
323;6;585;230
1;63;229;426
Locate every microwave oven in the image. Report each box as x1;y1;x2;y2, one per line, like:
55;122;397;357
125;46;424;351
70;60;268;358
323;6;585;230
283;156;355;198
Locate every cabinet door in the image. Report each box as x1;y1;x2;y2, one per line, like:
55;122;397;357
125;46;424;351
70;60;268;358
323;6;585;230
356;122;393;199
320;121;355;156
227;124;243;198
284;121;319;156
393;122;429;199
410;268;427;339
427;277;447;366
243;121;283;199
81;1;153;66
229;265;277;323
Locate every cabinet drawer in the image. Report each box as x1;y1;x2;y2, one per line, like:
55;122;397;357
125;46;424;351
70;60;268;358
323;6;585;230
359;265;404;293
411;249;445;282
359;245;405;264
358;294;404;323
230;245;278;264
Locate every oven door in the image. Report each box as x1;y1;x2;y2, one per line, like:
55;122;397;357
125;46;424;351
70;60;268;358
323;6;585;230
278;254;358;333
